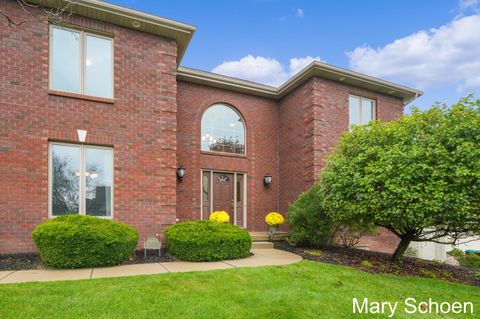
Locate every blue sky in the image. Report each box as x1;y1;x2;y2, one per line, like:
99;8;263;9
108;0;480;110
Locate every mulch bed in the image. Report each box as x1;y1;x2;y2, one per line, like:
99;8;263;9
0;249;178;271
274;242;480;287
124;249;178;264
0;253;42;271
3;243;477;287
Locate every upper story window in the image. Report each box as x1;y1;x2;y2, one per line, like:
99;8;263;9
201;104;246;155
50;26;113;99
349;95;375;126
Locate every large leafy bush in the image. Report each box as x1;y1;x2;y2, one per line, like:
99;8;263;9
165;220;251;261
33;215;138;268
320;97;480;260
287;184;337;246
287;183;375;247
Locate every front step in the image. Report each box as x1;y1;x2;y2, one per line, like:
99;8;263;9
249;231;288;242
250;232;270;242
271;232;288;241
251;241;274;249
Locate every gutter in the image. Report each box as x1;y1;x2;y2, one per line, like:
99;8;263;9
178;62;423;104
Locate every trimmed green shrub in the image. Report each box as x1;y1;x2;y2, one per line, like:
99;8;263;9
165;221;251;262
33;214;138;268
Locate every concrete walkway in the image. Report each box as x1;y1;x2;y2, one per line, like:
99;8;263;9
0;249;301;284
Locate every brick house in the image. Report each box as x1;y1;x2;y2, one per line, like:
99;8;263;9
0;0;421;254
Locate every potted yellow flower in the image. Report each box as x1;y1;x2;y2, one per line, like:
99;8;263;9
265;211;284;237
209;211;230;224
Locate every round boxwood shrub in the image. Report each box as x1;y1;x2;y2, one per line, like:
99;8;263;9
165;220;252;262
32;214;139;269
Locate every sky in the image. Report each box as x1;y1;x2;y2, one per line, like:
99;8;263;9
107;0;480;110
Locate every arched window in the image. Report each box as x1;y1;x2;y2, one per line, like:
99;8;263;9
201;104;246;154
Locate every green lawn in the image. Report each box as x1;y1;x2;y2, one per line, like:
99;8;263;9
0;261;478;318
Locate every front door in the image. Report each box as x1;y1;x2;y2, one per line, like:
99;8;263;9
202;170;246;227
213;172;234;221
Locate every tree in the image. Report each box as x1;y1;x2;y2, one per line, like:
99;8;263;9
1;0;75;27
320;96;480;261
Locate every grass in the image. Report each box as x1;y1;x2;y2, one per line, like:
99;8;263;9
0;261;478;318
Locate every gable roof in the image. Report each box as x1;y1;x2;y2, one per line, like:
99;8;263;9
177;62;423;105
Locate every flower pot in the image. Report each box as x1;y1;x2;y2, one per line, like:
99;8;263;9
268;225;279;237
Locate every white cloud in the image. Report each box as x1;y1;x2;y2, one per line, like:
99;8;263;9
289;56;322;75
347;14;480;92
212;55;323;86
459;0;479;12
212;55;287;86
296;8;304;17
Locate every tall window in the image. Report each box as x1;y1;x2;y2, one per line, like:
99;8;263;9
349;95;375;126
49;143;113;217
50;26;113;98
201;104;246;154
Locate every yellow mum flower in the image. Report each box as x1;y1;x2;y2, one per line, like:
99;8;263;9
265;212;284;226
209;211;230;223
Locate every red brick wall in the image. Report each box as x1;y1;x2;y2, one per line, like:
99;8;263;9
279;77;404;214
177;77;404;247
0;0;405;254
176;81;279;231
278;77;404;252
0;0;178;253
358;228;401;254
278;78;315;214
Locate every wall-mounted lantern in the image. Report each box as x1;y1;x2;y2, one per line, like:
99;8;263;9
263;174;272;187
177;165;186;181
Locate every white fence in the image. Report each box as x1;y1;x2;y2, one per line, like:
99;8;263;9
409;236;480;261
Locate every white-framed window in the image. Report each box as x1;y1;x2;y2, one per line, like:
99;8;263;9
201;104;246;155
48;142;114;218
49;25;114;99
349;95;375;126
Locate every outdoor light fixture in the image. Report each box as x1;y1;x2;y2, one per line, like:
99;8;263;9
177;165;186;181
264;174;272;187
77;129;87;143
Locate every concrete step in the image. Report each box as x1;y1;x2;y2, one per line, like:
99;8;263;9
249;232;288;242
250;232;270;242
251;241;274;249
271;232;288;241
